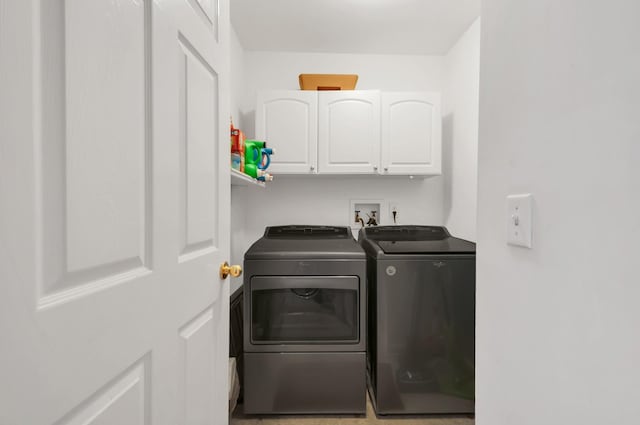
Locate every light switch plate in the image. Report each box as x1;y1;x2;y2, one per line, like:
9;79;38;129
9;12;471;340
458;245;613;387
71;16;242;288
506;194;532;248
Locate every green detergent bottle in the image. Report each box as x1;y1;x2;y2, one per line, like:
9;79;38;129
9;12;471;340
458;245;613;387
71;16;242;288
244;140;266;168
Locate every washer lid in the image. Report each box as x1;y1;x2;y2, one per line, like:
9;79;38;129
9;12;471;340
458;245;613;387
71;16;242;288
377;239;475;254
360;225;449;241
360;225;475;254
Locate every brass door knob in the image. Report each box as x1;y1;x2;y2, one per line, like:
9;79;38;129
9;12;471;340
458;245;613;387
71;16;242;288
220;262;242;279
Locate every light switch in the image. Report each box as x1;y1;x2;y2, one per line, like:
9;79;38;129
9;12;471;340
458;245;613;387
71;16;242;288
506;194;532;248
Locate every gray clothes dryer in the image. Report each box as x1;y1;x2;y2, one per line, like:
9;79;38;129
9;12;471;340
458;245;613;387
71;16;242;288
359;226;475;415
243;225;367;415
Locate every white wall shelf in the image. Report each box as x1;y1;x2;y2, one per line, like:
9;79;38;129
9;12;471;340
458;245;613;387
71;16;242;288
231;169;265;188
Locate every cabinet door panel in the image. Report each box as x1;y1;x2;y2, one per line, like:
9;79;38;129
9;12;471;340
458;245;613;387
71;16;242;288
318;91;380;174
256;91;318;174
381;92;442;175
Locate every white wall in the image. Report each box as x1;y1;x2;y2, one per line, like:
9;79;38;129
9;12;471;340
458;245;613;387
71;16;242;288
443;19;480;242
241;175;444;242
239;51;445;139
231;51;448;263
230;26;245;130
477;2;640;424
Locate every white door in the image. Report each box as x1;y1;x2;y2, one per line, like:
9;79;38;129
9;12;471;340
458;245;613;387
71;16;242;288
0;0;232;424
255;90;318;174
318;91;380;174
381;92;442;175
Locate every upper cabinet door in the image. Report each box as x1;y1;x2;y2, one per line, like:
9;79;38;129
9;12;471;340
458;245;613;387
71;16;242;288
318;91;381;174
381;92;442;175
256;90;318;174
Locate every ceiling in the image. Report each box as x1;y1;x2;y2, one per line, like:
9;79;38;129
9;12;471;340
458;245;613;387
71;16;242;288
230;0;480;55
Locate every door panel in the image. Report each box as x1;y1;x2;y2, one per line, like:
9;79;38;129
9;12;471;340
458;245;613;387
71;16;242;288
0;0;231;424
318;91;380;174
178;37;219;259
388;101;434;163
179;306;217;425
39;0;152;302
65;0;148;274
54;357;149;425
256;91;318;174
381;92;442;175
187;0;219;34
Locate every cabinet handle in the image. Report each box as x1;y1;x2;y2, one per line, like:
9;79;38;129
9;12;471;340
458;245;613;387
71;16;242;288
373;166;378;171
310;166;315;171
384;167;389;172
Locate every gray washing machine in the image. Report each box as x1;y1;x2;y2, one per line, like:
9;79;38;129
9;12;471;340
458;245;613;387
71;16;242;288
243;225;367;414
359;225;475;415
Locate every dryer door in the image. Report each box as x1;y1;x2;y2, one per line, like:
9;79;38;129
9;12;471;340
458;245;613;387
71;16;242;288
249;276;359;346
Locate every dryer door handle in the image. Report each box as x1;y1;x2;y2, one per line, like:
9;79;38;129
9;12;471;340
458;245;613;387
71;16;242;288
250;276;358;292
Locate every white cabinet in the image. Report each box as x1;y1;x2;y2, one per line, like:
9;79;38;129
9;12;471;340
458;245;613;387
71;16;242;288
381;92;442;175
256;90;440;176
256;90;318;174
318;91;380;174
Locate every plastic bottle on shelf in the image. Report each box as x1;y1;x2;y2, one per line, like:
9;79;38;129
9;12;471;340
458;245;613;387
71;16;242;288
244;163;267;180
238;130;246;172
257;173;273;182
230;119;241;153
230;118;245;171
244;140;275;172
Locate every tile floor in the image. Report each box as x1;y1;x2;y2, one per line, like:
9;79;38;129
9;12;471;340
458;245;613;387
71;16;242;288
230;395;474;425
